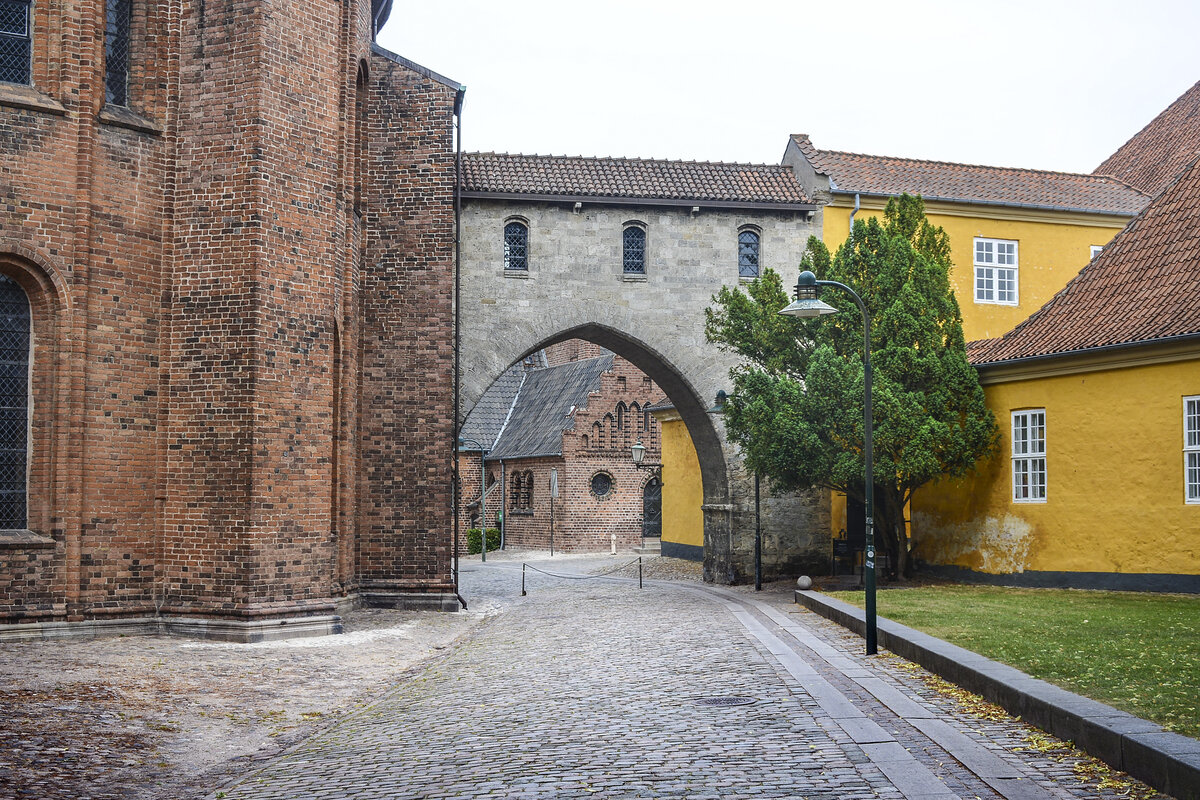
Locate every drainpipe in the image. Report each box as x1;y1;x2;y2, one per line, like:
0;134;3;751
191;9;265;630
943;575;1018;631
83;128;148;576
499;459;506;550
452;85;466;609
849;193;860;240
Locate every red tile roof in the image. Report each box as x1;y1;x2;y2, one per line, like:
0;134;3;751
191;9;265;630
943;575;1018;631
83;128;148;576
461;152;812;206
971;154;1200;366
791;135;1147;216
1094;80;1200;198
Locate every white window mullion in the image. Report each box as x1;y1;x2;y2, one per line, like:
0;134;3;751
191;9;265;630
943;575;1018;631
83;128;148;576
1012;409;1046;503
1186;396;1200;504
975;237;1019;306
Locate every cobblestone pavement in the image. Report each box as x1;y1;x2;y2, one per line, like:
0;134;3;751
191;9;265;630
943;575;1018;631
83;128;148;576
211;558;1169;800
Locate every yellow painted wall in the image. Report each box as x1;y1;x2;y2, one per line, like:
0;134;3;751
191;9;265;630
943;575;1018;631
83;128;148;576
658;417;704;551
911;355;1200;575
821;203;1128;342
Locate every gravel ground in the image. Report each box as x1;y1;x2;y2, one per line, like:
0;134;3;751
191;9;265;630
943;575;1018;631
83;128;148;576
0;550;684;800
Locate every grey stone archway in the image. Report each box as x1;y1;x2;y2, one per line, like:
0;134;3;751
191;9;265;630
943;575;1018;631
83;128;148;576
458;195;830;582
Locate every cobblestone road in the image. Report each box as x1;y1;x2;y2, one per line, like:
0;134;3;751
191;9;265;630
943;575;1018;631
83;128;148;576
210;556;1167;800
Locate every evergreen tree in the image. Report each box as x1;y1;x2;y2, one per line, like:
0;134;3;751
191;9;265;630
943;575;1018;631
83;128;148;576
705;195;998;577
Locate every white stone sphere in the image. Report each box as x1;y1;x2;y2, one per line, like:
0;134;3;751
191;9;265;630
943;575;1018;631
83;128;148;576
796;575;813;590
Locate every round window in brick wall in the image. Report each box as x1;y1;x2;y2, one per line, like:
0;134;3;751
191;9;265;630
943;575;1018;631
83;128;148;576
590;471;614;498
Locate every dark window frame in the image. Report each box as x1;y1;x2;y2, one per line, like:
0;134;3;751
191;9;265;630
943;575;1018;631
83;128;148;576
590;471;614;499
622;225;646;275
104;0;132;106
738;228;761;278
0;0;32;86
504;220;528;271
0;273;29;529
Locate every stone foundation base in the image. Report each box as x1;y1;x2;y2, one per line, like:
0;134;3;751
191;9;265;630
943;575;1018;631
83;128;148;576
0;614;344;643
360;591;461;611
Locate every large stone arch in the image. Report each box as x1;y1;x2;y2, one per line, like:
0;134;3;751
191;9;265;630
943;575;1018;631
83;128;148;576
460;319;739;579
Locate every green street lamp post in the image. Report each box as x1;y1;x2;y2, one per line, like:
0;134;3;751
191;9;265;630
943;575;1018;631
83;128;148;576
457;436;489;563
779;270;878;655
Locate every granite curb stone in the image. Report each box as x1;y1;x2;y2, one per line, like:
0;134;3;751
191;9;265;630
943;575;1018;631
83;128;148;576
796;588;1200;800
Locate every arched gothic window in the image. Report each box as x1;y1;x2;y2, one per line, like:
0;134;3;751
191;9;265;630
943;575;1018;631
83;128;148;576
104;0;132;106
615;402;626;431
521;471;533;509
504;221;528;271
0;0;32;86
738;228;760;278
0;274;30;529
623;225;646;274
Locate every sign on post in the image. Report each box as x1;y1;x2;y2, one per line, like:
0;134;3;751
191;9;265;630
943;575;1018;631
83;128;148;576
549;468;559;498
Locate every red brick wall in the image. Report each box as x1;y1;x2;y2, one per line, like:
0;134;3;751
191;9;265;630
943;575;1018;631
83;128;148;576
459;347;665;554
0;0;458;626
559;355;663;550
356;49;458;600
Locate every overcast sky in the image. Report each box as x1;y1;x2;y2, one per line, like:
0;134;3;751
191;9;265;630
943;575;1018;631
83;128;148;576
378;1;1199;175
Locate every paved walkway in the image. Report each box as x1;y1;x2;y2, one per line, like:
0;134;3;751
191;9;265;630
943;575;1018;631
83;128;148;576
210;557;1164;800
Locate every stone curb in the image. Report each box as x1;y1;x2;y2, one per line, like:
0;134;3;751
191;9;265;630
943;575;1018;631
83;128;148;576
795;589;1200;800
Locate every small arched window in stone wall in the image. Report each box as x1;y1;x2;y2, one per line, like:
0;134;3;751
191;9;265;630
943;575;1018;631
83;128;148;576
738;227;761;278
504;220;528;271
615;402;626;431
623;224;646;274
0;274;30;529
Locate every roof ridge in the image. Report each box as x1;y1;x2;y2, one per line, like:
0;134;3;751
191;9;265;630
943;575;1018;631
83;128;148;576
976;150;1200;365
1093;79;1200;176
813;146;1140;184
462;151;788;171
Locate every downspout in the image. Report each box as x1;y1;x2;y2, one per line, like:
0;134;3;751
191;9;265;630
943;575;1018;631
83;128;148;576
498;460;506;550
849;193;860;240
452;85;466;610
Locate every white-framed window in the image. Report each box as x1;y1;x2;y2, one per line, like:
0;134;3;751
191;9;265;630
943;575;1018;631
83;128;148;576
974;237;1019;305
1186;396;1200;504
1012;409;1046;503
1090;245;1104;260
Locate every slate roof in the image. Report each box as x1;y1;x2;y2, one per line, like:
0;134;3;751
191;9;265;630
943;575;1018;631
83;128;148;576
461;152;813;206
790;135;1147;216
971;154;1200;366
486;355;614;460
460;353;548;451
1094;80;1200;198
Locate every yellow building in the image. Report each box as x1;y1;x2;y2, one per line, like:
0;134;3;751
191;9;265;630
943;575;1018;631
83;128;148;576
783;135;1147;342
648;402;705;561
780;135;1149;549
912;153;1200;590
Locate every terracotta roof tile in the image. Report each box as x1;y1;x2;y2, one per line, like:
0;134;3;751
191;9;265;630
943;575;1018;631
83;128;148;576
461;152;812;205
792;135;1147;216
972;154;1200;365
1094;80;1200;198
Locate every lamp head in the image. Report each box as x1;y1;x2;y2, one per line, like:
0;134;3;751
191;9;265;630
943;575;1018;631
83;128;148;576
631;439;646;466
779;270;839;317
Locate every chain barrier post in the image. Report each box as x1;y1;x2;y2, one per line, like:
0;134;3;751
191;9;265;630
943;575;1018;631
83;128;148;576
638;556;643;589
521;563;527;596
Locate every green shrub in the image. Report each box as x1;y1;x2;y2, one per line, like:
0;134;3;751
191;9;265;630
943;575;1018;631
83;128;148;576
466;528;501;555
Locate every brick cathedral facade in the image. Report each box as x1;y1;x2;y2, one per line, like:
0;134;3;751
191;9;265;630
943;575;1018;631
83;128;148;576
0;0;459;640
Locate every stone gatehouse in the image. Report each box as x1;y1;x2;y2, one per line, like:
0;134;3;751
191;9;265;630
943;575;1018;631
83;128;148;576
458;153;832;581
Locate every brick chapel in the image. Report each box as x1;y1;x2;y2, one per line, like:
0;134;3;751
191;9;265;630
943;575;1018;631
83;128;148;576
0;0;460;640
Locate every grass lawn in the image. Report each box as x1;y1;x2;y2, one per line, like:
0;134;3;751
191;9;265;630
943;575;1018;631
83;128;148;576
825;584;1200;739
